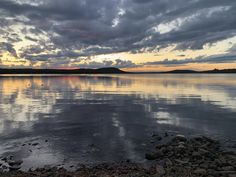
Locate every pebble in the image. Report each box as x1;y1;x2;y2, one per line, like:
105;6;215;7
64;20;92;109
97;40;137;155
193;168;207;175
155;165;165;175
145;150;164;160
9;165;21;171
8;160;23;166
174;135;187;142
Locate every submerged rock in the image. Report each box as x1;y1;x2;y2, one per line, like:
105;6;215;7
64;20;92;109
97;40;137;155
173;134;187;142
145;150;164;160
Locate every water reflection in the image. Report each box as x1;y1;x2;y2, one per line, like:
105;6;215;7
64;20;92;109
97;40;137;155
0;74;236;169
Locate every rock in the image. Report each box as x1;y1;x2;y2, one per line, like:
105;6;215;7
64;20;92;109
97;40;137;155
152;133;162;141
32;143;39;146
145;151;164;160
177;144;186;151
164;132;168;137
192;151;201;158
8;160;23;166
215;171;236;175
199;163;208;169
228;175;236;177
193;136;204;142
199;148;209;155
9;165;21;171
1;157;7;162
222;166;235;171
193;168;207;175
174;159;189;164
173;135;187;142
155;165;165;176
164;158;173;166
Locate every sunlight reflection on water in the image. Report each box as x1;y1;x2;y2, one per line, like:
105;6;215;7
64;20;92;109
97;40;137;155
0;74;236;169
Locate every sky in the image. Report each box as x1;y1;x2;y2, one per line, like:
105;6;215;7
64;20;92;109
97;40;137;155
0;0;236;71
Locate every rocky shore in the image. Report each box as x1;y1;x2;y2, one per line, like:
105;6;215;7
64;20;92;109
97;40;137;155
0;134;236;177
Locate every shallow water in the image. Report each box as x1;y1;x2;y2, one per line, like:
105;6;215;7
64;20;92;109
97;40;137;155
0;74;236;170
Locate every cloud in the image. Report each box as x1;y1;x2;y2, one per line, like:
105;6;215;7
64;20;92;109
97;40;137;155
0;0;236;68
0;42;18;57
144;54;236;66
74;59;138;69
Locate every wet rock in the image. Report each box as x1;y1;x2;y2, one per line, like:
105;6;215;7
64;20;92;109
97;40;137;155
174;159;189;164
222;166;235;171
145;151;164;160
152;133;162;141
1;157;7;162
193;168;207;175
163;158;172;167
9;165;21;171
177;144;186;151
173;135;187;142
199;148;209;155
155;165;165;176
164;132;168;137
228;174;236;177
32;142;39;146
192;151;201;159
8;160;23;166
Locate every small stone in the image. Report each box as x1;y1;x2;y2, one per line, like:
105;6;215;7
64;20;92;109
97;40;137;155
164;158;173;166
228;175;236;177
155;165;165;175
174;159;189;164
9;165;21;171
222;166;235;171
193;168;207;175
1;157;7;162
145;151;164;160
174;135;187;142
32;143;39;146
199;148;209;155
192;151;201;158
177;144;186;150
8;160;23;166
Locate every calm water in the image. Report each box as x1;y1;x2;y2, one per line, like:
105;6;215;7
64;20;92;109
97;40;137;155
0;74;236;170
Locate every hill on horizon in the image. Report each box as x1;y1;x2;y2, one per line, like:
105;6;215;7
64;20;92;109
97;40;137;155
0;67;236;74
0;67;127;74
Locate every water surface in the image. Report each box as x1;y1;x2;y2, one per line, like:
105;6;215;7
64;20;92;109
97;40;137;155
0;74;236;169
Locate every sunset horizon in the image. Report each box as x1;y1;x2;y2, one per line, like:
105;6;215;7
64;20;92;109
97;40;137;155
1;1;236;176
0;0;236;72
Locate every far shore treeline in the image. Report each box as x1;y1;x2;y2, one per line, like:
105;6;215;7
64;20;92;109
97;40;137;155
0;68;236;74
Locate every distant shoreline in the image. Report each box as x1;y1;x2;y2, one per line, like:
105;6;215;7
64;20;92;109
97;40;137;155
0;67;236;74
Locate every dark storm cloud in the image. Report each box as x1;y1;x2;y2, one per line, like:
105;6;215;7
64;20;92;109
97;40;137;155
0;0;236;67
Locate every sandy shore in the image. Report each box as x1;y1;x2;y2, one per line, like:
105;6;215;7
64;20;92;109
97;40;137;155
0;134;236;177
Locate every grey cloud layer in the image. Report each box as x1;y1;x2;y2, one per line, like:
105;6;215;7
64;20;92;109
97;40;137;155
144;54;236;66
0;0;236;67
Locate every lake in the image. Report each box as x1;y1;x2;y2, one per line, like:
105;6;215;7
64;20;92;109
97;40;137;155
0;74;236;170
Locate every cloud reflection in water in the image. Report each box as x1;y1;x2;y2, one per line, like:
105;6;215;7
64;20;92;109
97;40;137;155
0;74;236;169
